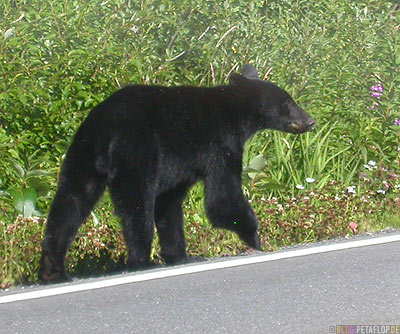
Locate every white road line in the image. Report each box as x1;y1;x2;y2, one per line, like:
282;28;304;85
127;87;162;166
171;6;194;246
1;233;400;304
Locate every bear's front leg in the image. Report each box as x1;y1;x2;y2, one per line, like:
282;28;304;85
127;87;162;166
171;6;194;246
204;162;261;250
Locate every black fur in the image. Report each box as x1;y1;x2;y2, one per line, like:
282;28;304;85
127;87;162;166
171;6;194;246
40;64;315;282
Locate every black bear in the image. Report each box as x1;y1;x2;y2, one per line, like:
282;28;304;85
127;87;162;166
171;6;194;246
40;64;315;282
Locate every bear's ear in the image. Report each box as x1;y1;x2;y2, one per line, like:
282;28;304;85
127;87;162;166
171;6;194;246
229;73;247;86
242;64;259;80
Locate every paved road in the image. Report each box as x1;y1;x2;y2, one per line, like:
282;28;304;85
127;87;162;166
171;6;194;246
1;234;400;333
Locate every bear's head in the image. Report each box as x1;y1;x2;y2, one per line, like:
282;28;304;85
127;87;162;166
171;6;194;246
230;64;316;134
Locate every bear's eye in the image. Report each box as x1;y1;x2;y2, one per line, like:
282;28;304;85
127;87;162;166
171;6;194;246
280;101;291;115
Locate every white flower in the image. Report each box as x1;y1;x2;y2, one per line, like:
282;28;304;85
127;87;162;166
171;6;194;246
296;184;305;190
4;28;14;39
335;196;341;200
347;186;357;194
305;177;315;183
91;212;99;226
376;189;386;194
368;160;377;168
363;164;372;171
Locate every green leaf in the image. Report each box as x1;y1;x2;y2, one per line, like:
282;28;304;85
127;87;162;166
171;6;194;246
243;154;268;179
243;167;261;180
26;170;50;178
249;154;268;171
26;177;51;197
7;187;40;217
396;53;400;66
7;189;24;214
260;183;287;191
360;145;368;164
22;187;39;217
11;160;25;178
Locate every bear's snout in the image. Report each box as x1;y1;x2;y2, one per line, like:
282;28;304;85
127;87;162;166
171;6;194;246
288;116;316;133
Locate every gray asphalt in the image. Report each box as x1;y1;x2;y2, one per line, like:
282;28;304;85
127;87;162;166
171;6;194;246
1;235;400;333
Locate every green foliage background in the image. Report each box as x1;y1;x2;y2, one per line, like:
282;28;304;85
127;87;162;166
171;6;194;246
0;0;399;286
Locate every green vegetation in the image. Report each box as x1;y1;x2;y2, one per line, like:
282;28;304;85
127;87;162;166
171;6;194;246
1;0;399;288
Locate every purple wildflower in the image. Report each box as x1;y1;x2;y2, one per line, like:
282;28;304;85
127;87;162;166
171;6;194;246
370;82;383;92
394;119;400;126
370;92;382;99
368;82;384;109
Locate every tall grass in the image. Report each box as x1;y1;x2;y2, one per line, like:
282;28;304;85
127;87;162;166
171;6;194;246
243;123;362;197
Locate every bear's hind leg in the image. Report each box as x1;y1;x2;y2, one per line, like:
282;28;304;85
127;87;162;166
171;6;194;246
155;185;190;265
40;173;106;283
109;172;156;270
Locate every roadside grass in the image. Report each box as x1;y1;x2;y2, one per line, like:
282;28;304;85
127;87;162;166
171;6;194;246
1;0;399;288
